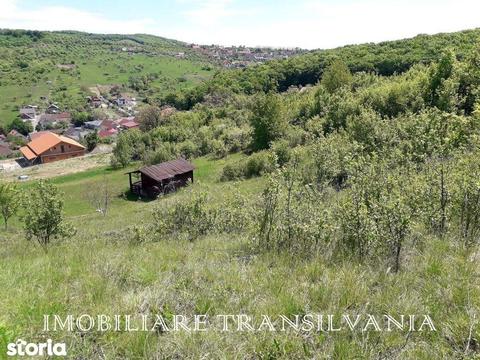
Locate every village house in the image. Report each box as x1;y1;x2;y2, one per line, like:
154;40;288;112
98;128;118;138
19;107;36;120
8;129;27;141
28;128;63;141
84;120;103;130
114;95;136;108
86;96;102;108
117;116;139;130
46;103;61;114
114;96;128;107
127;158;195;198
120;120;139;130
20;131;85;165
38;112;72;129
63;127;92;141
100;119;118;130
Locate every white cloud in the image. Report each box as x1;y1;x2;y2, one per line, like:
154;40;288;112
165;0;480;48
0;0;479;49
179;0;251;26
297;0;480;48
0;0;154;34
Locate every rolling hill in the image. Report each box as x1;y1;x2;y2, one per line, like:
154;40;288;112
0;30;215;126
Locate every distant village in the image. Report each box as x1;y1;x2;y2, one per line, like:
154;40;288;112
0;93;144;167
187;44;308;68
113;42;308;69
0;43;307;167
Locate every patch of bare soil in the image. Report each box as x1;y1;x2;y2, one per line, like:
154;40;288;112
0;149;113;182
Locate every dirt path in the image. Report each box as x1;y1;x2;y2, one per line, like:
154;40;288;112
0;145;113;182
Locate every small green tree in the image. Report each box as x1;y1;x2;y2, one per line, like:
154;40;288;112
111;129;145;168
8;117;33;136
84;130;99;152
0;183;19;230
111;132;134;167
72;111;92;126
321;59;352;93
138;105;164;131
451;152;480;245
22;181;75;250
428;50;457;111
250;93;287;150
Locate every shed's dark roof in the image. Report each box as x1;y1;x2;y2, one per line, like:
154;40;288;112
139;158;195;182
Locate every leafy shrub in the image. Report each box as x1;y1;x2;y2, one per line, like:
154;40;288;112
337;163;419;271
142;142;177;166
151;189;255;241
271;139;291;166
221;151;277;181
255;165;333;257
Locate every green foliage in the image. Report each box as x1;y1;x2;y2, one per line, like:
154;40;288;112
428;50;456;110
151;188;254;241
0;30;214;127
142;142;177;165
72;111;93;126
84;130;99;152
256;159;333;256
0;183;19;230
164;29;480;110
271;139;291;166
111;129;144;167
4;28;480;359
221;151;277;181
137;105;164;131
305;132;363;189
451;152;480;244
22;181;75;249
338;163;418;271
321;59;352;93
250;93;287;150
8;117;32;135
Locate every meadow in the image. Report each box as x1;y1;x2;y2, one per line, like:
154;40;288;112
0;153;478;359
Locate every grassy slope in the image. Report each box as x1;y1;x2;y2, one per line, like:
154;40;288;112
0;155;478;359
0;31;214;126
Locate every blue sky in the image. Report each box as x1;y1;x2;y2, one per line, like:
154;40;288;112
1;0;479;49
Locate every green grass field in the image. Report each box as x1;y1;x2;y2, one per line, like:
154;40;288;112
0;153;478;359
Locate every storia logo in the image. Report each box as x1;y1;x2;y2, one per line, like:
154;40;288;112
6;339;66;357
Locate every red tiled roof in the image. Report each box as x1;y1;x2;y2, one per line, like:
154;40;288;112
98;128;118;138
122;121;139;129
117;117;136;125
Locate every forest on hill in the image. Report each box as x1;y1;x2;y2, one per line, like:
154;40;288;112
161;28;480;109
1;28;480;358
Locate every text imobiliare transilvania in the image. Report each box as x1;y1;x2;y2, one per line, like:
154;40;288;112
43;313;436;333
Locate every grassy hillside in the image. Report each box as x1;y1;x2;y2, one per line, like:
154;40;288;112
0;30;214;126
0;154;478;359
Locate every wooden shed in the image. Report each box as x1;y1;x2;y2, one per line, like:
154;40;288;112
127;158;195;197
